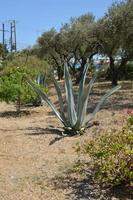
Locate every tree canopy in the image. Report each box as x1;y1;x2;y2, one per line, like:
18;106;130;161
32;0;133;85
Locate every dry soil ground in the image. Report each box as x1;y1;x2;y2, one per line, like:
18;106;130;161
0;81;132;200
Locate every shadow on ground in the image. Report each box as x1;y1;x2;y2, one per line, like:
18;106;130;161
0;110;31;118
47;99;133;117
51;172;133;200
47;82;133;117
25;126;67;145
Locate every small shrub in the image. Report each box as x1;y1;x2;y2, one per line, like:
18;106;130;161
77;117;133;187
0;66;47;112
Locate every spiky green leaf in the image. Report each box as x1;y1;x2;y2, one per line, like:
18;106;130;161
74;71;98;130
27;78;65;125
64;63;77;126
53;76;68;126
76;63;89;113
85;85;121;127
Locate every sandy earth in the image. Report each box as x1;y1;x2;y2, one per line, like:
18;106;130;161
0;81;132;200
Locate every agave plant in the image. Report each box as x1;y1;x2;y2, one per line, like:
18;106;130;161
27;63;121;135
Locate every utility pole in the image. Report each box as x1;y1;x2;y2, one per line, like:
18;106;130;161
14;20;17;51
0;23;9;58
10;22;13;52
10;20;17;52
2;24;5;47
0;23;8;47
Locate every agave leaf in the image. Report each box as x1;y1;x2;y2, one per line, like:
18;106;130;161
76;63;89;113
27;78;65;125
85;85;121;127
64;63;77;127
74;71;98;130
52;75;68;125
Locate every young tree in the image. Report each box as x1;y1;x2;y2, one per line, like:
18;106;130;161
0;66;40;113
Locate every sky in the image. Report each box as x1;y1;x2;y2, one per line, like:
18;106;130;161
0;0;114;50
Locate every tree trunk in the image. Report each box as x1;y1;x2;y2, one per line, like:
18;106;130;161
57;66;63;80
119;58;128;68
16;97;21;113
109;56;118;86
76;58;87;84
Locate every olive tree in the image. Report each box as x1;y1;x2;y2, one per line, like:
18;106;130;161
94;0;133;85
35;14;99;82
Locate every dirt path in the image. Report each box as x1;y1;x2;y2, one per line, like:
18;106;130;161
0;102;86;200
0;81;132;199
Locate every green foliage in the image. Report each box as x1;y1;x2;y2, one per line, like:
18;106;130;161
7;54;50;75
27;63;120;135
0;66;44;112
32;1;133;83
127;115;133;126
118;62;133;80
34;14;98;81
0;59;5;70
5;53;52;85
0;43;4;58
79;117;133;187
